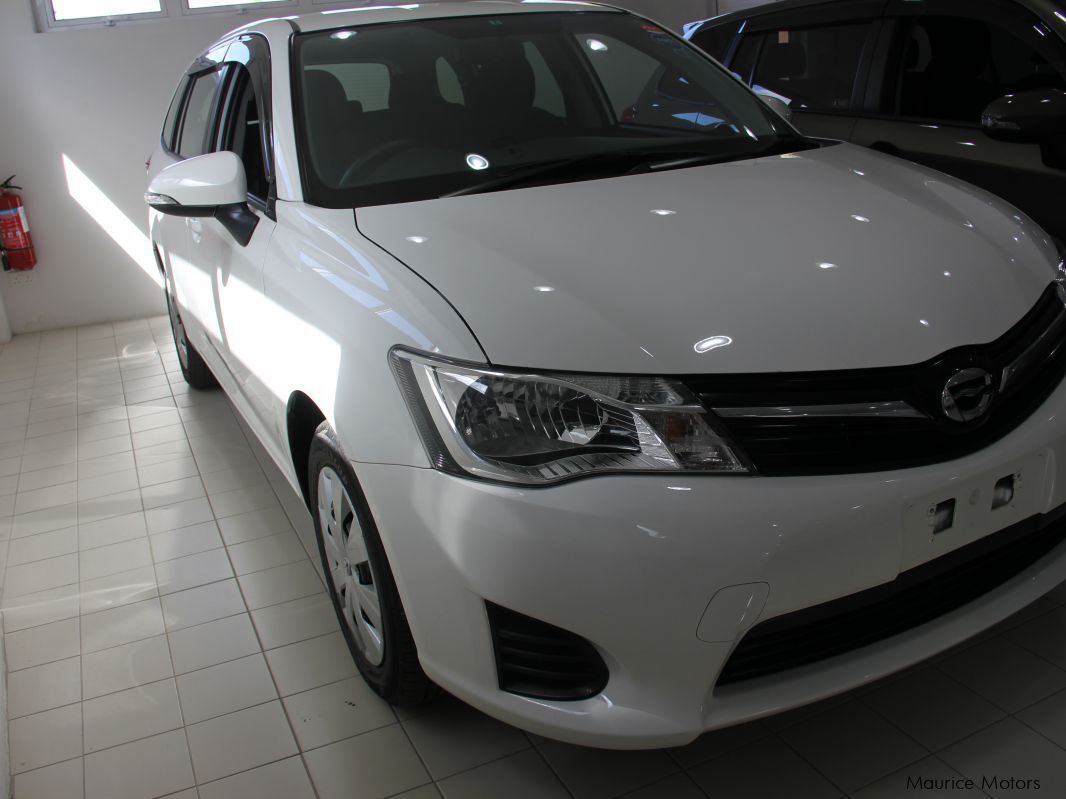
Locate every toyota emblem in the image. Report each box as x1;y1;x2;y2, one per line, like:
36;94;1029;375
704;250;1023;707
941;368;994;422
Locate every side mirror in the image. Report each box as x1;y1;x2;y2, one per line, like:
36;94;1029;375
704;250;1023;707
981;88;1066;143
758;92;792;123
145;151;258;246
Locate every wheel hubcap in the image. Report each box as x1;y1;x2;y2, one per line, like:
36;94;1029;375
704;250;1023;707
317;466;385;666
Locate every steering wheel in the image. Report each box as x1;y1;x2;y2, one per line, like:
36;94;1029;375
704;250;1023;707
338;139;427;187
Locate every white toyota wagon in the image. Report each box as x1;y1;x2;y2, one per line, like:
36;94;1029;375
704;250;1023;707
146;0;1066;748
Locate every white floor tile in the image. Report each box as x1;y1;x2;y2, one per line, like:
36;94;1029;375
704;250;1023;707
7;655;82;718
404;703;529;780
168;612;260;674
938;637;1066;713
1;586;80;633
141;476;206;512
303;724;430;799
264;632;356;697
186;700;298;783
78;537;152;581
76;468;139;502
9;703;83;774
228;530;308;575
198;756;315;799
145;497;214;535
84;729;195;799
159;577;246;633
7;526;77;566
155;547;233;595
538;740;680;799
250;593;338;650
81;598;165;653
150;520;222;562
437;750;568;799
4;553;78;597
238;559;323;610
82;634;174;700
176;652;277;724
78;510;147;550
83;678;184;752
283;676;396;751
940;717;1066;796
217;506;294;546
12;757;84;799
78;565;159;614
137;456;199;488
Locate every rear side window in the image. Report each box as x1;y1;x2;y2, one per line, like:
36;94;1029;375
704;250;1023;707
691;21;742;63
750;23;872;112
895;16;1066;123
177;68;226;158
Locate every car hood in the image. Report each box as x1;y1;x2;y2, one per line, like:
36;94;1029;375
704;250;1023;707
356;143;1060;374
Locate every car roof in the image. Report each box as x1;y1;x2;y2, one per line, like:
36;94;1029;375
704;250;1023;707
685;0;1064;34
232;0;618;38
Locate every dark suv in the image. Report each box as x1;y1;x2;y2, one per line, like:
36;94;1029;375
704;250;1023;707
685;0;1066;243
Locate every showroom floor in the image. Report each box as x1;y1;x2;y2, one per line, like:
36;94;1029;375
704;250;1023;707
0;319;1064;799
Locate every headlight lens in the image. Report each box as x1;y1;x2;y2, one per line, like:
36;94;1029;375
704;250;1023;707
391;349;748;484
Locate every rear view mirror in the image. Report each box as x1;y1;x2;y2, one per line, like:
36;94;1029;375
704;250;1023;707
981;89;1066;142
145;151;258;246
758;93;793;123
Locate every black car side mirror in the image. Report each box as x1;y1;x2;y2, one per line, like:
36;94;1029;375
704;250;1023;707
981;88;1066;143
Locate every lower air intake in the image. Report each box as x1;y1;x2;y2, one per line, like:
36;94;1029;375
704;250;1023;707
487;602;608;701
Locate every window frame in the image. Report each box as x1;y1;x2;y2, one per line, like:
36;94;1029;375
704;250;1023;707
174;64;232;160
180;0;296;17
31;0;164;30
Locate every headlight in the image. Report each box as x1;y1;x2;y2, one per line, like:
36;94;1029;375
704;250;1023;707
391;349;749;485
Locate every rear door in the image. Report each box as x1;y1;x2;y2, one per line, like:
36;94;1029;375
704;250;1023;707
851;0;1066;241
727;1;886;141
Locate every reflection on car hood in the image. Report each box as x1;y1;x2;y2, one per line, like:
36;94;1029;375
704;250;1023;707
356;143;1059;374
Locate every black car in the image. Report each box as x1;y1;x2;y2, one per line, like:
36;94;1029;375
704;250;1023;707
685;0;1066;243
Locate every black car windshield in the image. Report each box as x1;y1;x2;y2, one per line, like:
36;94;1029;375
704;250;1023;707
293;11;806;207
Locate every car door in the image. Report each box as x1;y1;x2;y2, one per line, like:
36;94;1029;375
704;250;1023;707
851;0;1066;242
725;1;885;142
164;54;230;351
186;34;280;443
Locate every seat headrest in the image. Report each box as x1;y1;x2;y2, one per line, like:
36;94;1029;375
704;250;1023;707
303;70;348;123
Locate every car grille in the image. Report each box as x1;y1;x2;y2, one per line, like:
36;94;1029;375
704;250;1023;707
486;602;609;701
716;504;1066;686
685;282;1066;476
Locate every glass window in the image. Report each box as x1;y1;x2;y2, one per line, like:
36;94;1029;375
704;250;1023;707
312;63;391;112
50;0;160;20
896;16;1066;123
293;12;804;208
161;77;189;153
577;34;661;118
223;68;269;202
691;21;742;63
186;0;286;7
524;42;566;117
730;35;760;84
177;69;226;159
751;23;872;112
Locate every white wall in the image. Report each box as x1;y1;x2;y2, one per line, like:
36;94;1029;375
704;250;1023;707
0;0;778;335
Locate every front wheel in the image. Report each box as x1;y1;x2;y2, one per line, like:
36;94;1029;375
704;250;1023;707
309;423;437;707
165;281;216;390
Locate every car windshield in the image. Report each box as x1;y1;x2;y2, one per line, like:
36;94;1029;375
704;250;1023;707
293;11;806;207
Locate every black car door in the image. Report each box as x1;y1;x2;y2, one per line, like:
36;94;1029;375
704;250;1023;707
851;0;1066;242
722;1;885;142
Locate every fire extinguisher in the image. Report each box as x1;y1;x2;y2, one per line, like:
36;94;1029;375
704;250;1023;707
0;176;37;271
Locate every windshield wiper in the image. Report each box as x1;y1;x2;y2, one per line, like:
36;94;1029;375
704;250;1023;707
641;138;816;173
440;138;816;199
440;150;671;199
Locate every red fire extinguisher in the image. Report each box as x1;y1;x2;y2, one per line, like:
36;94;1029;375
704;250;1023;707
0;176;37;271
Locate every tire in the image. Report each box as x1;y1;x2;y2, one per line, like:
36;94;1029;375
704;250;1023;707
308;422;437;707
165;280;217;390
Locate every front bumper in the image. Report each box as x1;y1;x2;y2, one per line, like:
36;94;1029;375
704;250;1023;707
356;381;1066;749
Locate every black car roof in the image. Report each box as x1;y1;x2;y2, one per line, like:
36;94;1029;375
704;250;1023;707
687;0;1065;35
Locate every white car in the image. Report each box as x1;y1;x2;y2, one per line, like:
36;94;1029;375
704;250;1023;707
146;1;1066;749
